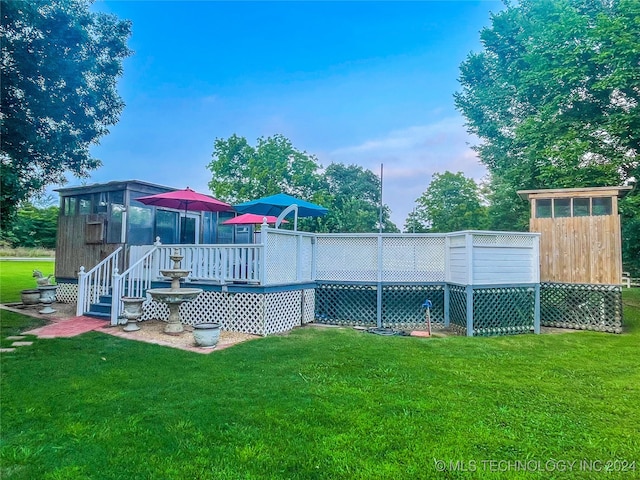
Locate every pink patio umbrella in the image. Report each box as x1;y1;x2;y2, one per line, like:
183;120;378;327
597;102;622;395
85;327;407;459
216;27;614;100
136;187;233;213
222;213;287;225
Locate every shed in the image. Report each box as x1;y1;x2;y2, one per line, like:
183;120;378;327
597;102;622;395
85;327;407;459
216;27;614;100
54;180;237;280
518;186;631;285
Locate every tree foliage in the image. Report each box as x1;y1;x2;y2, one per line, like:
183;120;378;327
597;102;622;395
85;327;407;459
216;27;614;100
0;0;132;232
3;203;59;249
318;163;398;233
208;134;323;204
455;0;640;271
412;171;488;233
208;135;398;233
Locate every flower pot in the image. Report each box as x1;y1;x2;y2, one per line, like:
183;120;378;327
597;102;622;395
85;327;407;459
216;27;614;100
38;285;58;314
121;297;145;332
193;322;221;348
21;289;41;305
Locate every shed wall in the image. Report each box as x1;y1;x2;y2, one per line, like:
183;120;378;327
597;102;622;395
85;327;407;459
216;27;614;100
531;215;622;284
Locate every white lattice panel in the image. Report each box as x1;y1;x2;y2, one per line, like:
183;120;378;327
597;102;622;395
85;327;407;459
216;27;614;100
382;236;446;282
264;290;302;335
265;232;298;284
315;236;378;281
473;234;535;248
55;282;78;304
302;289;315;324
229;292;267;335
180;291;229;326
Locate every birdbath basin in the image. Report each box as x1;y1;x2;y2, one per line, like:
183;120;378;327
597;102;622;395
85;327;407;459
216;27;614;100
147;287;203;334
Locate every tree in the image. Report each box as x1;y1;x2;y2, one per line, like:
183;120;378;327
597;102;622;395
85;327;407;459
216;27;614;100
412;171;488;233
318;163;398;233
0;0;132;232
208;134;323;204
455;0;640;253
5;203;59;249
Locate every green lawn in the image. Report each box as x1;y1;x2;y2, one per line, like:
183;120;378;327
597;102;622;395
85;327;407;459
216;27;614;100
1;261;639;479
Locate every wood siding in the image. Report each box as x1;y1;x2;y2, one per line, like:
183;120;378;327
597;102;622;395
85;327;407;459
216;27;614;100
531;215;622;285
55;215;123;278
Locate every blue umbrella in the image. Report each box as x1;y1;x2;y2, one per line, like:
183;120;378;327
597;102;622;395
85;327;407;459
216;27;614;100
234;193;328;218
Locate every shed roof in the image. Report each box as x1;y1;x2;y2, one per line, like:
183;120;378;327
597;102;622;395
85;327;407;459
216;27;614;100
54;180;177;196
517;186;632;201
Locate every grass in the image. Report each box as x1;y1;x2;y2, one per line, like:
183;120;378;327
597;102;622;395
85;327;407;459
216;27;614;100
1;261;639;479
0;260;56;304
0;246;55;258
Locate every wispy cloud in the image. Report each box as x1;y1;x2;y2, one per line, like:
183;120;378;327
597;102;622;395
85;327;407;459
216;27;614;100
326;116;486;228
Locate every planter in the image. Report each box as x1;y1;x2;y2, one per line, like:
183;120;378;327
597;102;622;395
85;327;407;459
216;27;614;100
193;322;221;348
21;289;41;305
121;297;145;332
38;285;58;314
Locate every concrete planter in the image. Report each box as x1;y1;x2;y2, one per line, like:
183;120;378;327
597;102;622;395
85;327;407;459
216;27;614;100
21;289;41;305
193;322;221;348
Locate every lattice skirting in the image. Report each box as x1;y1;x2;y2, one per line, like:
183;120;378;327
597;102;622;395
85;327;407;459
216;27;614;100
139;289;315;336
448;285;468;335
472;286;536;336
314;283;445;330
540;282;622;333
54;282;78;304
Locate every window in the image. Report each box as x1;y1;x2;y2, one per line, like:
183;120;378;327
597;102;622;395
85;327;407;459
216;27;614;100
106;191;125;244
573;198;590;217
78;195;92;215
156;210;179;244
63;197;77;216
554;198;571;218
128;205;153;245
592;197;612;216
536;199;552;218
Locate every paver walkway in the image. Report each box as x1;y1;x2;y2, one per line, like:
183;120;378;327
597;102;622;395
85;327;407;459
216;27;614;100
23;316;106;338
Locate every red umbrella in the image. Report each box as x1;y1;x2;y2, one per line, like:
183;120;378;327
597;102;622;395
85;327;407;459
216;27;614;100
222;213;287;225
136;187;233;213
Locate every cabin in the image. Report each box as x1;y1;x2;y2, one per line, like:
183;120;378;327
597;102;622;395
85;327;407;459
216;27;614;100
54;180;248;281
518;186;631;333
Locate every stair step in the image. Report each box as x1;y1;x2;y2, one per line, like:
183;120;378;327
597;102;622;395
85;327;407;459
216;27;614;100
89;302;112;314
99;295;113;304
84;311;111;320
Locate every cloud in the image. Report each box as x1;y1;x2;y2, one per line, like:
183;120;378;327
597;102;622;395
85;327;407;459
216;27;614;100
325;116;486;228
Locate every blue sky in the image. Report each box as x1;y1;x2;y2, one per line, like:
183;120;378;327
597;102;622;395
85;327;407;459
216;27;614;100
79;0;503;228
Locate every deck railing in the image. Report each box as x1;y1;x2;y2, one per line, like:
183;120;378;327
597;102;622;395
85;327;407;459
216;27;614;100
76;247;123;316
155;244;264;283
110;244;159;325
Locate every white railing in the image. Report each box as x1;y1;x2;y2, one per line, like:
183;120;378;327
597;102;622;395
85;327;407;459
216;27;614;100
155;244;264;283
110;245;159;325
76;247;123;316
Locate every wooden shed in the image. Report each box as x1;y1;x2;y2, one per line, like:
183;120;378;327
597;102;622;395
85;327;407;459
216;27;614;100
518;186;631;285
54;180;238;280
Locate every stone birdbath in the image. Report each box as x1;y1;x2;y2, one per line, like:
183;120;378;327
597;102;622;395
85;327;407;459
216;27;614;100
147;249;202;335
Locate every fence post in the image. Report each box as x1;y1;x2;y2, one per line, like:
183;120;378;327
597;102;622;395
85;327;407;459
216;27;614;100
76;266;86;316
377;235;383;329
466;284;474;337
534;283;541;334
444;283;450;327
296;234;303;282
260;222;268;285
111;268;122;326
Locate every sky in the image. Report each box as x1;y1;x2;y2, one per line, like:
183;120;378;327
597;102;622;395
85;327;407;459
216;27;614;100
74;0;503;228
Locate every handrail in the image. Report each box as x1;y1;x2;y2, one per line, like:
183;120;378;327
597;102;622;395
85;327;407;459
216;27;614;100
76;247;123;316
110;244;159;325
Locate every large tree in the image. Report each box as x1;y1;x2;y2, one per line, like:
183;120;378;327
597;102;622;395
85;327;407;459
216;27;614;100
208;134;323;204
0;0;132;232
455;0;640;272
412;171;488;233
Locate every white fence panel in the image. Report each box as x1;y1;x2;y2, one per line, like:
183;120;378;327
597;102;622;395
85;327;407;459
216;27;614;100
315;236;379;282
